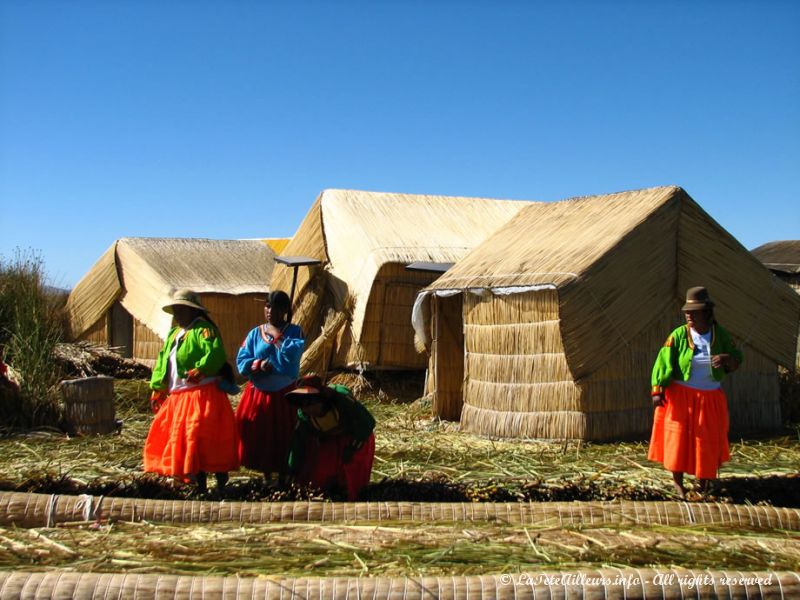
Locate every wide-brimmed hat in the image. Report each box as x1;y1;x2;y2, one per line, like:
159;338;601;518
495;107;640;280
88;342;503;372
286;375;331;406
163;288;208;314
682;286;715;312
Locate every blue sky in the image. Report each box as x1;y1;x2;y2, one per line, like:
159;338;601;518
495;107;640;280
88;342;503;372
1;0;798;289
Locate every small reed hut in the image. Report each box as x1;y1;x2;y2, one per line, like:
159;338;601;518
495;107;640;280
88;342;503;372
752;240;800;293
270;189;533;371
752;240;800;369
66;237;277;366
413;186;800;440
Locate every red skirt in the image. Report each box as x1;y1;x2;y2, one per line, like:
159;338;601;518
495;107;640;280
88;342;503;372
143;383;240;478
235;382;297;474
296;433;375;500
648;383;730;479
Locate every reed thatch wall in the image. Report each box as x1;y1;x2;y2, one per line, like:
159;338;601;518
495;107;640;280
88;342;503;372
77;294;267;367
132;316;162;367
272;189;532;371
201;293;268;366
461;289;585;439
335;263;440;369
424;186;800;440
558;197;679;381
677;201;799;370
454;289;782;440
77;313;108;345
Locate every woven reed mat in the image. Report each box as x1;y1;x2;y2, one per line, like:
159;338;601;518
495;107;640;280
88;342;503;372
2;491;800;530
0;569;797;599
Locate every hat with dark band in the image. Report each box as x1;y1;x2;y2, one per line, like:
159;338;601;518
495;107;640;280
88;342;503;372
682;286;715;312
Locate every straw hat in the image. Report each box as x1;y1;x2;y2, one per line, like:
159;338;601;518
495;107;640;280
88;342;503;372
682;286;715;312
163;288;208;314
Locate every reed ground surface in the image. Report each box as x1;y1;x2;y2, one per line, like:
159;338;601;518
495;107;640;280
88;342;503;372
0;376;798;576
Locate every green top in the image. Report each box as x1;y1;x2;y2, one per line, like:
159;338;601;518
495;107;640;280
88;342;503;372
150;318;227;391
650;322;743;395
287;384;376;474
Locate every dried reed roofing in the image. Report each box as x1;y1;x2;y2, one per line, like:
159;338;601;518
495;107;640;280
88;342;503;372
428;186;681;290
67;237;276;339
751;240;800;274
423;185;800;373
272;188;536;338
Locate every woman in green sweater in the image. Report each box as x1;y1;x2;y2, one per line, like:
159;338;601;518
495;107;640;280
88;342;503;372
144;289;240;495
648;286;742;499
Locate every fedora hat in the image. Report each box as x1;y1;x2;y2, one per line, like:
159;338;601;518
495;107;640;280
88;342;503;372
163;288;208;314
682;286;715;312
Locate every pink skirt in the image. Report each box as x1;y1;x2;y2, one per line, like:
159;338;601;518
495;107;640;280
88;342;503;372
235;382;297;474
648;383;730;479
296;433;375;501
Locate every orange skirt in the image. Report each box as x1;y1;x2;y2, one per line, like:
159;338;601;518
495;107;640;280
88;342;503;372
144;383;240;478
648;383;730;479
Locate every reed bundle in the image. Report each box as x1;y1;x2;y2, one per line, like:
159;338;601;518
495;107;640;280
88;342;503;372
300;294;355;378
0;569;797;599
3;491;800;531
53;342;151;380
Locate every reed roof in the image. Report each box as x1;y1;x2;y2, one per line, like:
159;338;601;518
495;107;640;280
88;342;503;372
262;237;292;255
427;186;800;376
751;240;800;274
67;237;275;339
272;189;534;346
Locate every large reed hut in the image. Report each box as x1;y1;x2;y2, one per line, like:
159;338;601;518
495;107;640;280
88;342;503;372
413;186;800;440
66;238;276;366
270;189;533;371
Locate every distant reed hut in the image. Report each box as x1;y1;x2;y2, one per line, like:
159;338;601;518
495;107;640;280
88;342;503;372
414;186;800;440
752;240;800;293
66;238;277;366
752;240;800;369
270;189;533;371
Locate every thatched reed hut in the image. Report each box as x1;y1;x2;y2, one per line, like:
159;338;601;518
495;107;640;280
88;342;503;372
270;189;533;371
413;186;800;440
752;240;800;369
66;238;276;366
752;240;800;292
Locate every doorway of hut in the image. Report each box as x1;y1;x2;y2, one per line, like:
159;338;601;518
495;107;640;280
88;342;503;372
431;293;465;420
108;301;133;358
